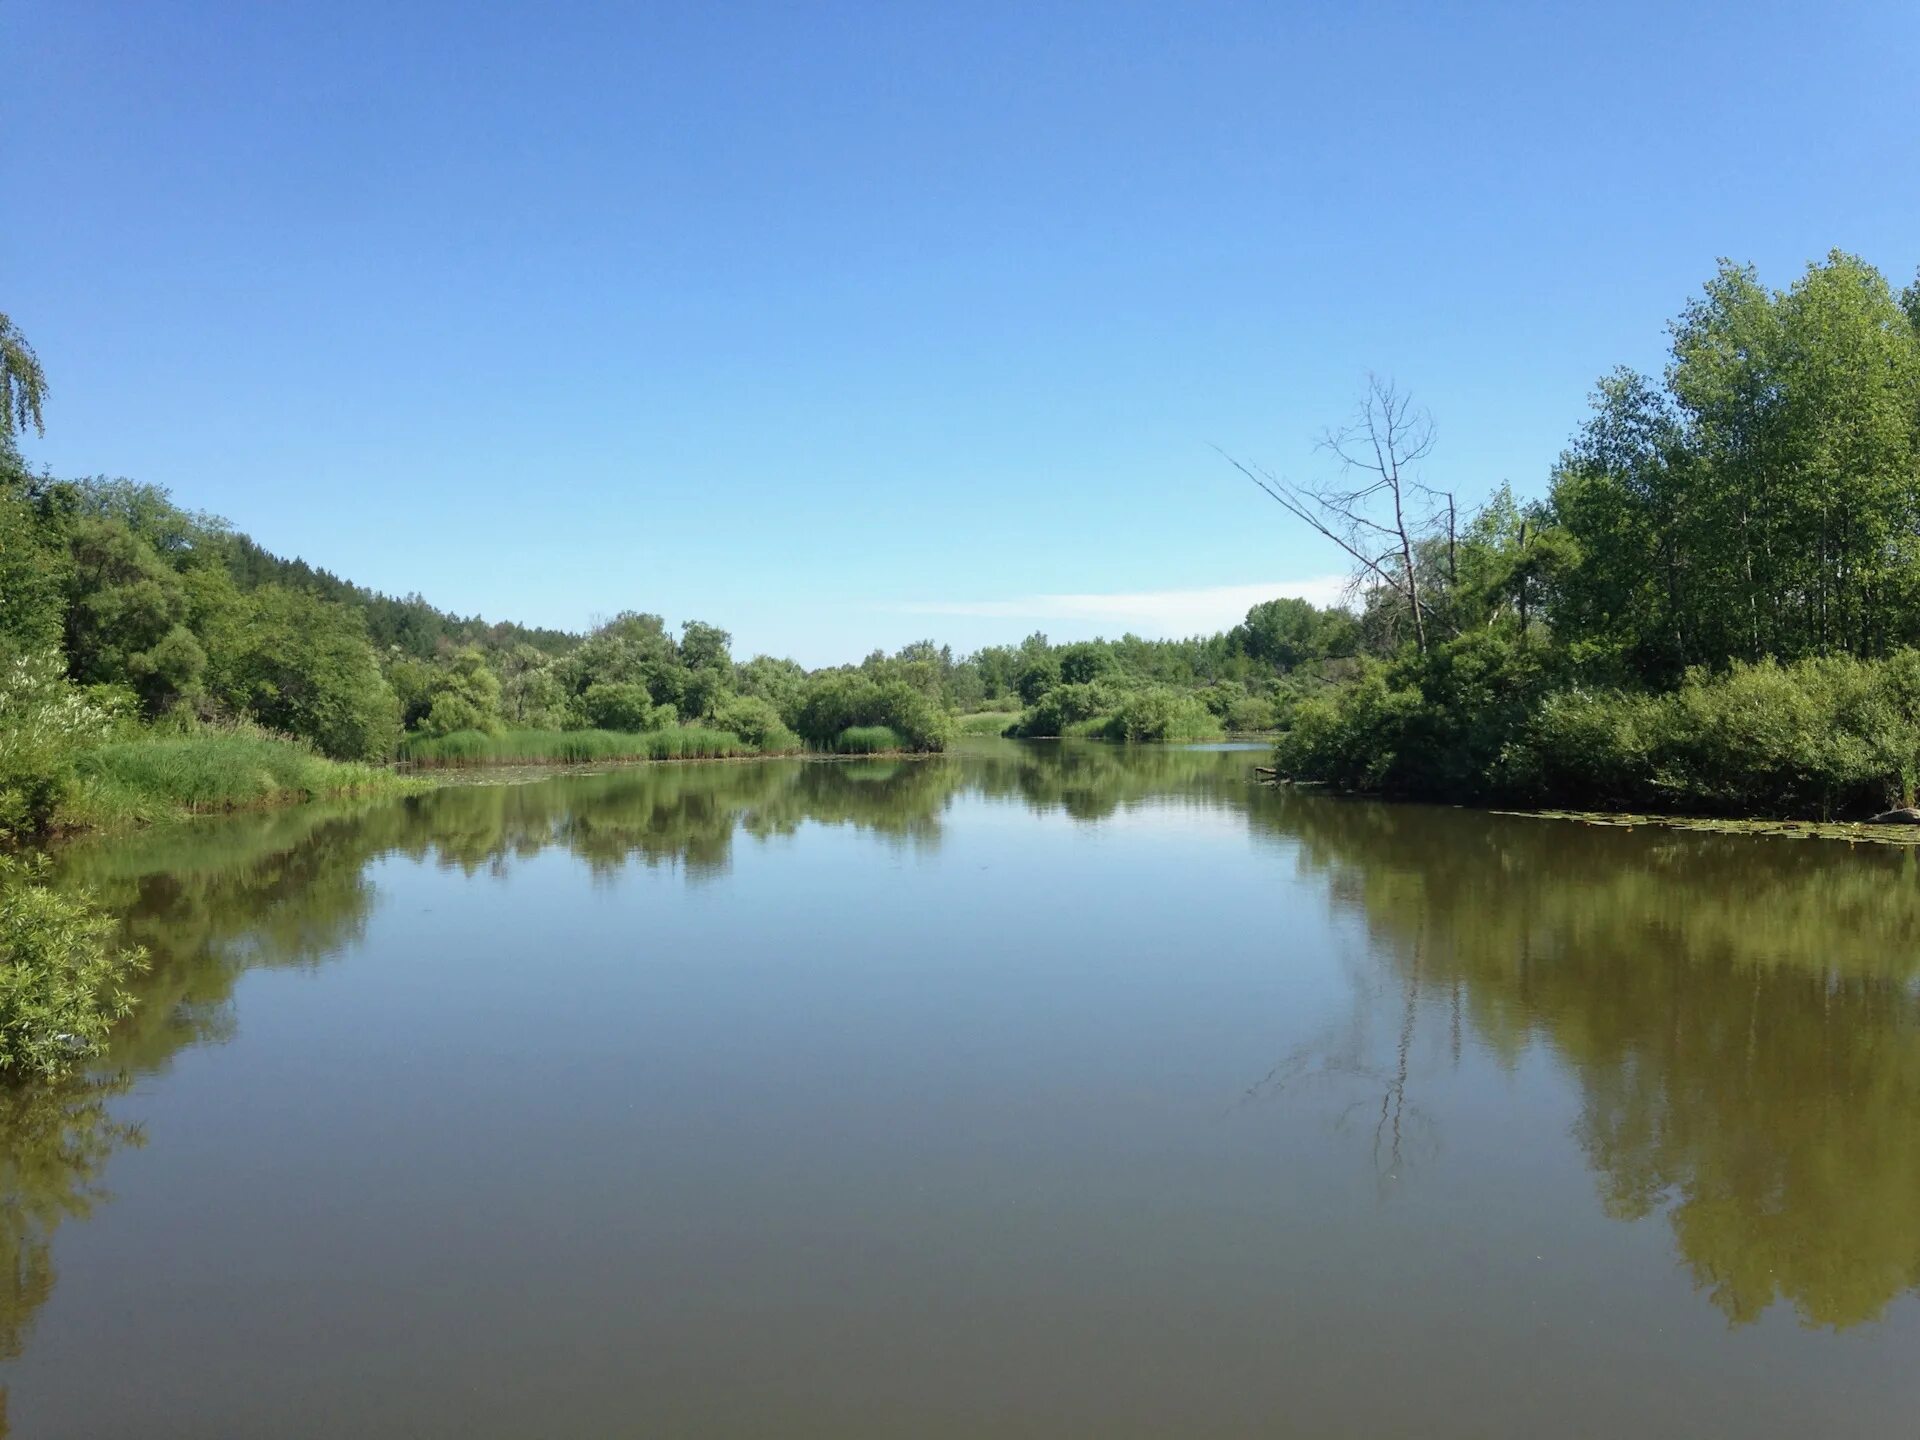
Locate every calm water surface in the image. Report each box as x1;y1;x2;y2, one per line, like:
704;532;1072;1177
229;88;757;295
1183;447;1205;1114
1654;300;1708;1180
7;741;1919;1437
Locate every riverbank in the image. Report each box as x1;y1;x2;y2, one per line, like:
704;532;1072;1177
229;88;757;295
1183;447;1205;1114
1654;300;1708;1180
4;726;430;845
1267;645;1920;825
400;725;773;768
1255;769;1920;848
59;732;430;832
396;723;952;769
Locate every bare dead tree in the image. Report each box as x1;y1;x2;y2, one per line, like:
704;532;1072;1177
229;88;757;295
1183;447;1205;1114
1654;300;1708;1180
1216;374;1447;655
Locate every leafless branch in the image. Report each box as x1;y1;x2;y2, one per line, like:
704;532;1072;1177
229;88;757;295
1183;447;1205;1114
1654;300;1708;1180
1218;374;1449;654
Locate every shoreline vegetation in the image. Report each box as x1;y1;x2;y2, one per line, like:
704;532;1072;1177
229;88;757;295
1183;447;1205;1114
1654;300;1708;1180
1238;251;1920;827
1504;808;1920;847
6;247;1920;1072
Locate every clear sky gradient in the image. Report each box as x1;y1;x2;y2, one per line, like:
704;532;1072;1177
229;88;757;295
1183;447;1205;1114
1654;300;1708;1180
7;1;1917;664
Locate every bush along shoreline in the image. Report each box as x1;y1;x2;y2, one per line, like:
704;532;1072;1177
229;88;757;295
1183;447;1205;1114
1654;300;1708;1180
1244;251;1920;826
1270;641;1920;824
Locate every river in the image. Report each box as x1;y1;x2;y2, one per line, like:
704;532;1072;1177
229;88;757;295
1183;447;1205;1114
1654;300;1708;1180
6;740;1918;1436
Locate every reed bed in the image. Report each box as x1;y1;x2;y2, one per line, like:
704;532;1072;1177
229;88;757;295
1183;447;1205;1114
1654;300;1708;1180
399;727;771;769
67;732;415;827
831;725;908;754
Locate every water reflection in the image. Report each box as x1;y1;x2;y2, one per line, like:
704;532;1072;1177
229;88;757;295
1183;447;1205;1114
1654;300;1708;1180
1263;792;1920;1329
3;744;1917;1411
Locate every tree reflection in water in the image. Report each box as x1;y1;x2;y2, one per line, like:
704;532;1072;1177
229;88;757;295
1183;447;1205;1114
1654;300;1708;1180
0;744;1914;1418
1259;788;1920;1329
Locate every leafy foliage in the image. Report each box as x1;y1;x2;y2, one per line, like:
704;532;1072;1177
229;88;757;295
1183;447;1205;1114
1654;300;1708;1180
0;651;109;841
789;670;951;752
0;856;140;1079
1264;252;1920;819
210;586;400;761
1100;687;1225;743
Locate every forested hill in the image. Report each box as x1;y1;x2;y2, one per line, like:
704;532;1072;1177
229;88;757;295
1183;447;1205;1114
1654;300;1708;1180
221;532;577;660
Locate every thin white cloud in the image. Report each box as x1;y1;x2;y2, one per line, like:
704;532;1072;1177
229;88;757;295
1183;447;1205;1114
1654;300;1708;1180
899;577;1352;638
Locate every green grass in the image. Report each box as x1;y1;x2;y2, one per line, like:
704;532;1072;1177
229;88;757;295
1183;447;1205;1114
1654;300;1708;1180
832;725;907;754
399;726;770;769
63;731;420;830
952;711;1018;736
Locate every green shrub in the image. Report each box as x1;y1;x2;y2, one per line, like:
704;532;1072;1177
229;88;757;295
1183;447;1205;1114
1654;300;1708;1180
1505;652;1920;817
1224;694;1279;732
0;649;109;841
1196;683;1245;719
1500;686;1664;807
1012;682;1110;737
1283;644;1920;819
581;681;668;734
1102;687;1226;743
789;672;950;752
1273;662;1430;793
1274;634;1548;799
710;694;798;750
0;855;144;1079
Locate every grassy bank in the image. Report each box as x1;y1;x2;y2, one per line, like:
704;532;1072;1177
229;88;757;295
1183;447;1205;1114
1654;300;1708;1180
399;726;779;769
62;732;425;831
397;723;963;768
952;711;1018;737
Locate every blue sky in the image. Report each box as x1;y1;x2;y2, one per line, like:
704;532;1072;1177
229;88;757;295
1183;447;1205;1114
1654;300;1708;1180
7;1;1917;665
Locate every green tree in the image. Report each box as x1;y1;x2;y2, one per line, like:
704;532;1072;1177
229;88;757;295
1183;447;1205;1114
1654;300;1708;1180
1056;641;1115;685
213;586;400;759
420;648;505;737
1235;597;1359;671
581;681;666;732
0;463;71;663
61;517;207;713
1015;653;1061;704
1553;253;1920;675
498;645;570;729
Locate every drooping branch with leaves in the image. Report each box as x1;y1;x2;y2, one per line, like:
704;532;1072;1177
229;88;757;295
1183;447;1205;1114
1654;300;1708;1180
0;315;46;444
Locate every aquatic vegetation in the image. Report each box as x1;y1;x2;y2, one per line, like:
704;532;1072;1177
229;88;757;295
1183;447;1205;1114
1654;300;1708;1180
398;726;773;768
831;725;906;754
62;729;418;828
